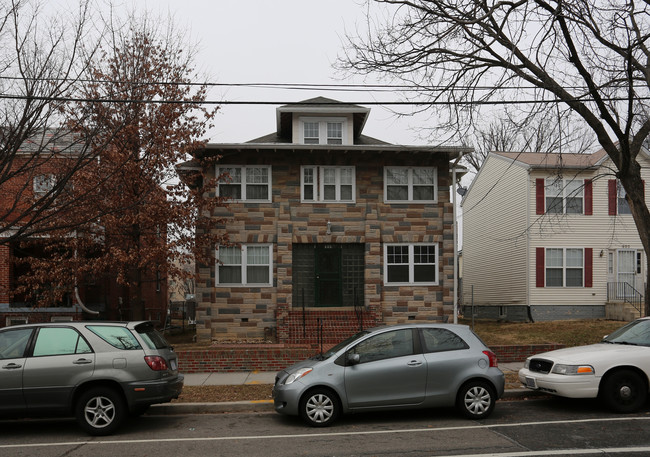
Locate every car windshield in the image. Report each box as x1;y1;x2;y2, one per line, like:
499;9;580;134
603;319;650;346
318;331;370;359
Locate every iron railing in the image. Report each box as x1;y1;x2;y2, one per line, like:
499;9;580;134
607;282;643;315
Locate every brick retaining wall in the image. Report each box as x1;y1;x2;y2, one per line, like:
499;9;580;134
175;343;565;373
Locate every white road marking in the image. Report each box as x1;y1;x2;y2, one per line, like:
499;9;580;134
1;416;650;451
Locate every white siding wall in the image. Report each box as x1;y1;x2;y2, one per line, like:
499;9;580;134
528;156;650;308
462;154;529;305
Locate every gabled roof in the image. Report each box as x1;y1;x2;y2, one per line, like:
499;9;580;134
275;97;371;141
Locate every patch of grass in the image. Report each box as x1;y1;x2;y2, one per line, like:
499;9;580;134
462;318;626;347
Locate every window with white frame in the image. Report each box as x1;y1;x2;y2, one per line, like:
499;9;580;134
384;243;438;285
546;248;583;287
216;166;271;202
33;174;56;197
300;118;345;145
385;167;437;202
216;245;272;286
301;166;355;202
617;181;632;214
545;179;583;214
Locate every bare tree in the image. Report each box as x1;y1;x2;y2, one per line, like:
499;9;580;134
340;0;650;314
0;0;108;244
466;106;596;172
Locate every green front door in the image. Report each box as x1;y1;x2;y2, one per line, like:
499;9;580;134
315;244;342;307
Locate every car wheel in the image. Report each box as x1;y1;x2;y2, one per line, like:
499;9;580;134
601;369;647;413
457;380;496;420
299;388;340;427
75;387;126;436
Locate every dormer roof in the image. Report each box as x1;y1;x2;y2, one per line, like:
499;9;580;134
275;97;370;141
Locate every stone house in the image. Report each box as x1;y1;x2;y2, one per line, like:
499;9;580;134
180;97;470;344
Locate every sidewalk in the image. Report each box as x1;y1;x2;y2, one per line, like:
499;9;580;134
149;363;532;415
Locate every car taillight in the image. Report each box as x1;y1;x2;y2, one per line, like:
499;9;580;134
144;356;169;371
483;350;498;368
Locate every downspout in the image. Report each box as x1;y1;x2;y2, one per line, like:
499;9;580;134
74;247;99;315
453;166;458;324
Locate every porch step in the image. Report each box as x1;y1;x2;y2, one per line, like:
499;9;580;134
282;310;378;345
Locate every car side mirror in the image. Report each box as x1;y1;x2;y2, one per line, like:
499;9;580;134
347;353;360;365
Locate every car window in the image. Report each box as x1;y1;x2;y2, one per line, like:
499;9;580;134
421;328;469;353
136;324;171;350
350;329;414;364
33;327;92;357
0;328;33;360
87;325;141;350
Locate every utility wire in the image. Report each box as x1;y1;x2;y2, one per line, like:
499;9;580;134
0;93;643;106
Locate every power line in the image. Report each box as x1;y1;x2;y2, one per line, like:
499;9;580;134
0;93;644;106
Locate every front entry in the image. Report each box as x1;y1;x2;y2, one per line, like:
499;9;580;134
315;244;342;307
293;243;364;308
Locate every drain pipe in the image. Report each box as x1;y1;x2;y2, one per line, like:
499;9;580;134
74;247;99;315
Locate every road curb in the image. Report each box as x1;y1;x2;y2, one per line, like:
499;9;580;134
149;389;546;415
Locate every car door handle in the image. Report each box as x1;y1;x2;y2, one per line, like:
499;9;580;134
73;358;93;365
2;363;22;369
407;360;423;367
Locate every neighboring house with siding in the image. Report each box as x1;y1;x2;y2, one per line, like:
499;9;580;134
179;97;470;344
461;148;648;322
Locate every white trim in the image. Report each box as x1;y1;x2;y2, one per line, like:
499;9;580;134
384;166;438;203
298;117;348;145
216;244;273;287
383;243;439;286
215;165;272;202
300;165;356;203
545;247;585;288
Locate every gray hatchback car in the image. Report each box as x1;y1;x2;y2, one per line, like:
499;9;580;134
273;323;504;426
0;321;183;435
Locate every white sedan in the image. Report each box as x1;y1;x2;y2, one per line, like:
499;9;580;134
518;317;650;413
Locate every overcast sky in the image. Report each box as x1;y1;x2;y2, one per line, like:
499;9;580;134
149;0;431;145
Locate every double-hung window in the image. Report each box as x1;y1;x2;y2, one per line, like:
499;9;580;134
216;244;272;286
617;181;632;215
301;166;355;202
384;243;438;285
300;118;345;145
33;174;56;197
546;248;583;287
385;167;437;202
216;166;271;202
545;179;583;214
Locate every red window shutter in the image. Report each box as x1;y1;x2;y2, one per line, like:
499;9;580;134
536;179;545;215
536;247;545;288
608;180;617;215
584;248;593;288
584;179;593;215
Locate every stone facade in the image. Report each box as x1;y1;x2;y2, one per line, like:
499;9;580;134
182;98;468;343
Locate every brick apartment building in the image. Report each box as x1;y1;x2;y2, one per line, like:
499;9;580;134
0;130;167;327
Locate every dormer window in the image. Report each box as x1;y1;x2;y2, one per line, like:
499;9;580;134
300;118;345;145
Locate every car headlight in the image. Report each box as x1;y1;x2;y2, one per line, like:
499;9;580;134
551;364;594;375
284;368;312;385
524;359;530;369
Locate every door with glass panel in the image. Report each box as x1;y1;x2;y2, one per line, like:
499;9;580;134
618;249;636;297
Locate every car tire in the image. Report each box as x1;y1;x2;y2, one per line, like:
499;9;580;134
457;380;496;420
299;388;340;427
75;387;126;436
601;369;647;413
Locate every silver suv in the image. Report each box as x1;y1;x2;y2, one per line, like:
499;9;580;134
0;321;183;435
273;323;505;426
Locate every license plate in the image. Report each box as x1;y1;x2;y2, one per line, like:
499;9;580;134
525;376;538;389
170;359;177;371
